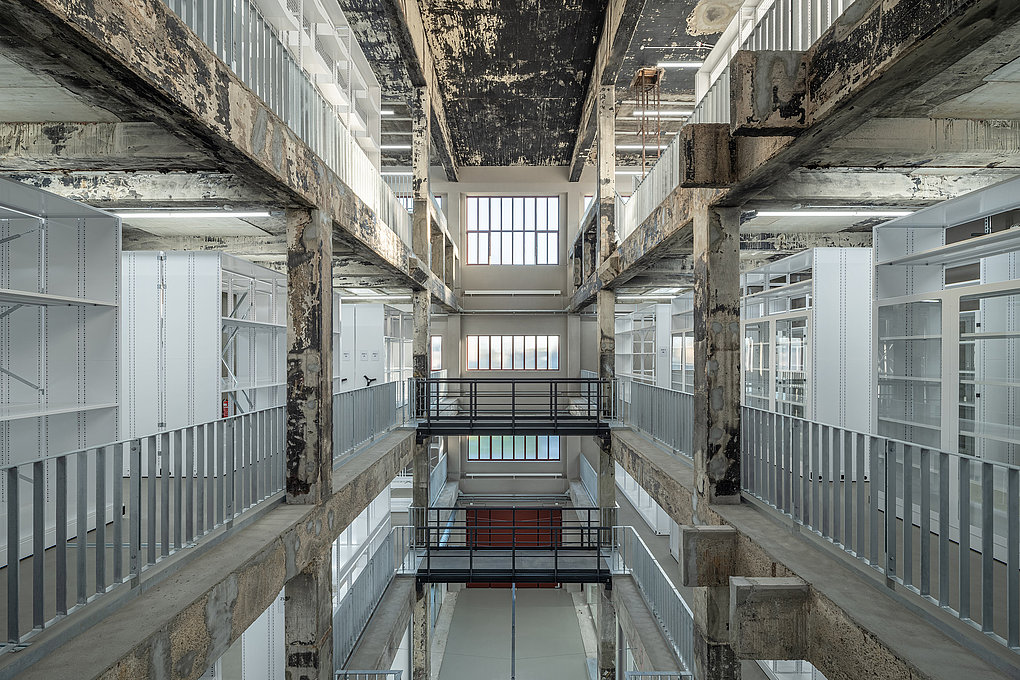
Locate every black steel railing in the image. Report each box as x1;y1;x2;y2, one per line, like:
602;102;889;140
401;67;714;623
412;377;615;435
415;506;612;586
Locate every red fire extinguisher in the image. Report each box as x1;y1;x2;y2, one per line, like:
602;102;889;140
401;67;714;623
222;397;230;418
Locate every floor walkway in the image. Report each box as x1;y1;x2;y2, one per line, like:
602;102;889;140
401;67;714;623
437;588;589;680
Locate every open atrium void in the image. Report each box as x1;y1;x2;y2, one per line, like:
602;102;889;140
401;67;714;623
1;0;1020;679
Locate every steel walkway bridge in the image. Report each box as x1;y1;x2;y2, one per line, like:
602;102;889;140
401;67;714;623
412;377;614;437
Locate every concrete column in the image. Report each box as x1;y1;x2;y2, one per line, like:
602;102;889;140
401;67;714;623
431;228;445;280
680;525;740;680
597;288;616;530
285;208;333;504
729;577;809;660
597;85;616;262
284;551;333;680
412;85;431;265
412;581;430;680
693;203;741;508
444;239;456;288
597;584;616;680
694;630;740;680
411;84;432;537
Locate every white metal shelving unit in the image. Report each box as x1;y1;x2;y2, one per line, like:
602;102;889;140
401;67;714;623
0;177;121;562
740;248;873;433
615;303;671;404
670;292;694;393
384;305;412;397
875;177;1020;464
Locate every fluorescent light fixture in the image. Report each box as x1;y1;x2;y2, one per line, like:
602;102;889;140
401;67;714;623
381;144;412;150
380;171;413;176
616;170;644;175
618;295;677;301
754;210;914;218
380;109;396;115
340;295;411;301
630;110;692;117
112;211;271;219
616;144;670;150
657;61;703;69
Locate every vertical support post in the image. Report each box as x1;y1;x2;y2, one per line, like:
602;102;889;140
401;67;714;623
413;580;431;680
597;84;616;262
411;84;432;541
286;208;333;504
284;552;333;680
693;200;742;509
597;584;616;680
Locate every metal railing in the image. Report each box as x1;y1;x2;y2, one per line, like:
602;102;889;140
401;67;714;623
333;381;407;463
620;382;694;458
614;526;696;675
429;455;448;505
580;455;598;506
337;672;402;680
626;673;693;680
413;377;614;435
158;0;411;248
333;530;400;668
618;380;1020;651
742;406;1020;650
1;406;285;645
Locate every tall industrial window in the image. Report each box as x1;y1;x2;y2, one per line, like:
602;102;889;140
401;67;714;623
465;196;560;265
467;435;561;460
430;335;442;371
466;335;559;370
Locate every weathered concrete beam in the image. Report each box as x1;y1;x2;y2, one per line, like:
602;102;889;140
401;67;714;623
680;525;737;589
121;231;286;255
3;171;286;208
680;124;737;188
567;0;647;182
750;167;1020;206
0;0;458;310
730;51;809;136
284;552;333;680
0;121;215;170
814;118;1020;169
725;0;1020;202
380;0;459;181
729;577;809;660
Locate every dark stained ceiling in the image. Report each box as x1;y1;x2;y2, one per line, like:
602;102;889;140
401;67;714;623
420;0;608;166
340;0;743;168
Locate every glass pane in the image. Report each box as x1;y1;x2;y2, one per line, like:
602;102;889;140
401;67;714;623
547;234;558;264
491;230;502;264
490;335;502;369
478;335;490;370
513;197;525;229
537;436;548;460
547;196;559;228
524;233;536;265
525;335;536;369
491;436;502;459
477;233;489;265
466;233;478;264
537;233;548;264
536;197;547;229
536;336;548;370
514;436;525;460
468;436;479;460
513;232;524;265
477;197;489;229
431;335;442;371
503;336;514;369
502;233;513;265
503;436;514;458
480;436;490;460
549;436;560;460
491;198;501;231
502;197;513;228
524;197;536;230
525;436;537;459
466;197;477;230
514;336;525;369
467;336;478;370
548;336;559;370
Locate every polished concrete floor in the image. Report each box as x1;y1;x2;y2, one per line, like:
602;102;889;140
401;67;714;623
437;588;589;680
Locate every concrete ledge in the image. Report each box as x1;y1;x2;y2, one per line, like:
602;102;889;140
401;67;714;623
345;576;414;671
729;51;808;136
729;577;809;660
679;124;736;188
680;525;737;588
614;576;684;674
